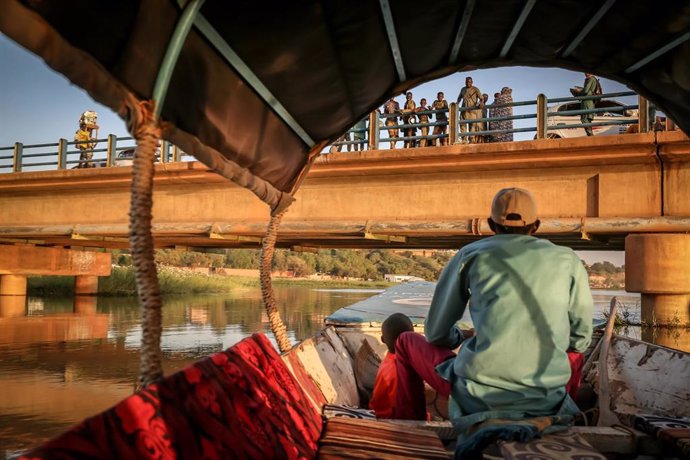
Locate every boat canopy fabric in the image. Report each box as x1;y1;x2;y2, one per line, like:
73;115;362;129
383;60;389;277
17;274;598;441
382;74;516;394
2;0;689;206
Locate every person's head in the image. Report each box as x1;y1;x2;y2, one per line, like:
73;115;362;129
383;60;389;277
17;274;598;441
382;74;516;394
488;187;540;235
494;92;501;99
381;313;414;353
465;77;473;88
482;93;489;102
79;110;99;131
420;97;427;106
437;91;444;101
584;72;593;78
501;86;512;95
406;91;413;100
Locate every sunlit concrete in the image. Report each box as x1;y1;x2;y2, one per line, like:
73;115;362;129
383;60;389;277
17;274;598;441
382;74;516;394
0;132;687;251
0;274;27;296
626;234;690;326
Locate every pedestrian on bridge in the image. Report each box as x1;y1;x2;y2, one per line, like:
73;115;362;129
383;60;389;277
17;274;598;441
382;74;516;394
431;92;448;146
75;110;99;168
571;73;602;136
402;92;417;148
383;98;401;149
457;76;483;144
416;98;432;147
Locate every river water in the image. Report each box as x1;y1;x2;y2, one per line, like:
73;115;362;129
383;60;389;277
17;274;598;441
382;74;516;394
0;286;686;456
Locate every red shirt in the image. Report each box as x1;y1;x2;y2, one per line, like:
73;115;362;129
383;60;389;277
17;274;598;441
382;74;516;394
369;353;397;418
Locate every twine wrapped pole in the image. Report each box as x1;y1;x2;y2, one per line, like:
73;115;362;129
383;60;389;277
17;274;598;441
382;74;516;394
127;101;164;388
259;209;292;353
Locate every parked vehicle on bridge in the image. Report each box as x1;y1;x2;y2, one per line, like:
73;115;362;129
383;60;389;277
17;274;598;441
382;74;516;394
114;147;160;166
546;99;638;139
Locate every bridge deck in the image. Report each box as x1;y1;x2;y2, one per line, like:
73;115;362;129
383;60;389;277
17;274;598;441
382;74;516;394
0;132;688;251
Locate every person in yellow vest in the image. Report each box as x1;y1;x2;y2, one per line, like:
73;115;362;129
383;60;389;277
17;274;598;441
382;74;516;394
75;111;99;168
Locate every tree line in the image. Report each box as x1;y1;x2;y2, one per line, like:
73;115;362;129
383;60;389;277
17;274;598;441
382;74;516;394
114;248;624;282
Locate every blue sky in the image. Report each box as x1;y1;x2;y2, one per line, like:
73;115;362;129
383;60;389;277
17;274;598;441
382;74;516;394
0;33;626;265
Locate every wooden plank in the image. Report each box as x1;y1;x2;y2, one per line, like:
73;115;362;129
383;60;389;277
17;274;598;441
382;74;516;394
282;350;327;412
569;426;662;455
606;336;690;419
290;327;359;407
335;330;388;361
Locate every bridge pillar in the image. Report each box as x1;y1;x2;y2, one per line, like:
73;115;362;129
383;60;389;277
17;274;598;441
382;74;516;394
0;295;26;317
625;234;690;326
0;274;27;296
74;275;99;296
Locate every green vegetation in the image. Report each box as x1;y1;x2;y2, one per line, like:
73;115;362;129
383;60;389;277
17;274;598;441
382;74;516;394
30;248;628;296
28;265;391;296
28;266;257;296
156;248;454;281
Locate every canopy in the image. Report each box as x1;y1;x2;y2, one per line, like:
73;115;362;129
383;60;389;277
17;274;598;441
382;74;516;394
2;0;689;208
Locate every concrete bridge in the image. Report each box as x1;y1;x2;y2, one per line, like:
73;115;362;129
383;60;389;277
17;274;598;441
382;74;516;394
1;131;689;324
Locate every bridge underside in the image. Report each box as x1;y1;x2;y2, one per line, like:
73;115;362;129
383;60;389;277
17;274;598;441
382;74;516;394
0;132;689;252
0;221;638;251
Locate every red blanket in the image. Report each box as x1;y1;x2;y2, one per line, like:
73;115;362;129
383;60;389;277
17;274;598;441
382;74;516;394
21;333;322;459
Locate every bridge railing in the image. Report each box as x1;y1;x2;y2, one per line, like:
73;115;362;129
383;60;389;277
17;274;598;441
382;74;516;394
0;135;192;173
326;91;668;152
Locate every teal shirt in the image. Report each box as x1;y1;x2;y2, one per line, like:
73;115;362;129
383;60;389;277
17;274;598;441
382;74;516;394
426;234;593;431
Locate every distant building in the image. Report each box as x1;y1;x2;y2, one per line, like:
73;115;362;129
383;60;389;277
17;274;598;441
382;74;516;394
384;274;425;283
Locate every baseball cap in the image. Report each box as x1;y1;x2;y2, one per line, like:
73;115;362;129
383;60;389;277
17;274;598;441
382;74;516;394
490;188;538;227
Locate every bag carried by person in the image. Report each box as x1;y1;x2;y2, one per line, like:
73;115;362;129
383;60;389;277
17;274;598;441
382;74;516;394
594;78;603;95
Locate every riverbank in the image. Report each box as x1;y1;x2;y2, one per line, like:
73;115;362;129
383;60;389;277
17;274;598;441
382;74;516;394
27;266;394;296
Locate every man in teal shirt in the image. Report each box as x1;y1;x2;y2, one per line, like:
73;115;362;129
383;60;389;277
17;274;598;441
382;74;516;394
393;188;593;433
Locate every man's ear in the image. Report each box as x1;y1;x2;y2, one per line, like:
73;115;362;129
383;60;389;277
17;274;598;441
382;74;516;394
531;219;541;234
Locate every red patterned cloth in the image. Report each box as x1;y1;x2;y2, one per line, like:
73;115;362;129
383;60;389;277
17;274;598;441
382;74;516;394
565;351;583;398
21;333;322;459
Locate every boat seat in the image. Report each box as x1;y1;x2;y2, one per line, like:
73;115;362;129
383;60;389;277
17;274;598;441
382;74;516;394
317;417;451;459
499;430;606;459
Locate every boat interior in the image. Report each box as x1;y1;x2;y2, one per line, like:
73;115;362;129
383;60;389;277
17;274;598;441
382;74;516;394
2;0;690;458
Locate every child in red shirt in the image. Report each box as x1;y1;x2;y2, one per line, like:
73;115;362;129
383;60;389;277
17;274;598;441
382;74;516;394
369;313;414;418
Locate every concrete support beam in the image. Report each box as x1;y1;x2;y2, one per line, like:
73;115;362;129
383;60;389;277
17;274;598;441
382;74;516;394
0;274;27;296
0;245;111;276
626;234;690;326
74;275;99;296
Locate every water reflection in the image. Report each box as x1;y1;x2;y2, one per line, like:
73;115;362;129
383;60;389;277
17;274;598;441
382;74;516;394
0;286;376;454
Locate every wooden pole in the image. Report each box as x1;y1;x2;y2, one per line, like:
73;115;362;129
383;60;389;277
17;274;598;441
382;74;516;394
536;94;547;139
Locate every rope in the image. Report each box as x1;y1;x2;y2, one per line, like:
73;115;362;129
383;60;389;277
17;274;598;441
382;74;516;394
259;209;292;353
127;100;164;388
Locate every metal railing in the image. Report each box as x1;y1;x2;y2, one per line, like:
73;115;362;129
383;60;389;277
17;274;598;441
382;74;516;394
325;91;666;152
0;91;670;172
0;135;192;173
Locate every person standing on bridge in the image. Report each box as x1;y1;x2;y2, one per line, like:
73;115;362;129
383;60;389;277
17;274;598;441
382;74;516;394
75;110;99;168
416;98;432;147
352;116;367;151
402;91;417;148
571;73;602;136
431;92;449;146
457;76;483;144
392;187;593;449
383;98;401;149
492;86;514;143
